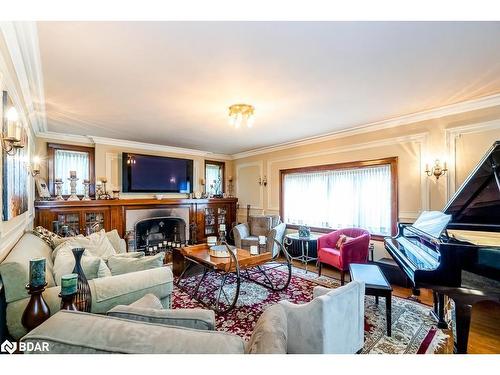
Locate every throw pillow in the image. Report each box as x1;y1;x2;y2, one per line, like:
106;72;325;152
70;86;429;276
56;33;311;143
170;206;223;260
336;234;354;249
107;252;165;276
31;226;62;249
53;243;112;286
246;304;288;354
105;230;127;254
55;230;116;261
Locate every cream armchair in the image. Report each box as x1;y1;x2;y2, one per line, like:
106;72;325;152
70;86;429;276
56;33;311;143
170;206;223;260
278;280;365;354
233;215;286;255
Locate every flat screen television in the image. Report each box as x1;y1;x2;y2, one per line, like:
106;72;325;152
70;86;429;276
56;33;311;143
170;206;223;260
122;152;193;193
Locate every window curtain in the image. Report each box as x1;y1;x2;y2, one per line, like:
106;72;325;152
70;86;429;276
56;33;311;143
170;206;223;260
54;150;90;195
206;164;222;194
283;165;392;235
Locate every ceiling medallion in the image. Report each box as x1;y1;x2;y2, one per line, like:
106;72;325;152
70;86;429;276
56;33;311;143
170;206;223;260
228;104;255;128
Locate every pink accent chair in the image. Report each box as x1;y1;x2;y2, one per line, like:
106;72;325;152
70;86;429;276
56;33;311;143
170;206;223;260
317;228;371;285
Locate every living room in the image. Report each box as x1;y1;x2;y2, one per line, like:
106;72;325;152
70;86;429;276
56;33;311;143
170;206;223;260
1;1;499;372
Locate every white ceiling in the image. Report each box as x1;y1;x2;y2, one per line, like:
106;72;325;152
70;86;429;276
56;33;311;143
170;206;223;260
37;21;500;154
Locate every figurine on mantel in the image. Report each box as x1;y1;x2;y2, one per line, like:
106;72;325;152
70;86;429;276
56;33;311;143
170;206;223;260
96;177;111;200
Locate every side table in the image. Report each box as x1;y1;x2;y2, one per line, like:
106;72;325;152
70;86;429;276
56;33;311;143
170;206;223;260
349;263;393;336
284;233;321;273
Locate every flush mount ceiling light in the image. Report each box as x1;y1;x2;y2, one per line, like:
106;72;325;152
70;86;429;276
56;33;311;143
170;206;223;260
228;104;255;128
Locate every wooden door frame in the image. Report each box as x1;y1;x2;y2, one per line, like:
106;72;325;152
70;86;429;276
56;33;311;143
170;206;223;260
47;143;96;197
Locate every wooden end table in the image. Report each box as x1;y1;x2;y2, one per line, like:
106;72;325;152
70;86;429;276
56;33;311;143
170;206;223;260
349;263;393;336
176;242;292;313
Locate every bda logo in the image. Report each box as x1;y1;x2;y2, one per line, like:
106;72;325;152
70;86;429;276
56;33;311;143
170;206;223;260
1;340;17;354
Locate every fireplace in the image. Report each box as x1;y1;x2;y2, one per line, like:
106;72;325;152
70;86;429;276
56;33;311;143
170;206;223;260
125;207;191;251
134;216;186;250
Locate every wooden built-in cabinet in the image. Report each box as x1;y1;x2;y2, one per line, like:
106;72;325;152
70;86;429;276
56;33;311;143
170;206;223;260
34;198;238;244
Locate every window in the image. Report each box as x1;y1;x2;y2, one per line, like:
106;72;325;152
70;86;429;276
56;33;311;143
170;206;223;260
280;158;397;237
205;160;225;195
48;143;95;196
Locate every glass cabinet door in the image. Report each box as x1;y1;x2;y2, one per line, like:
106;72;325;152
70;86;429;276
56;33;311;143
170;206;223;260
84;212;105;235
204;207;216;235
54;212;81;236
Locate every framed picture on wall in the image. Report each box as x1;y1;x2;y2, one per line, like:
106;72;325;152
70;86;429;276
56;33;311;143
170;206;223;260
2;90;29;221
35;177;51;199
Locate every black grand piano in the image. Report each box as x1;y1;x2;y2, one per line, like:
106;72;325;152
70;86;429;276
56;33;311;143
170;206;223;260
385;141;500;353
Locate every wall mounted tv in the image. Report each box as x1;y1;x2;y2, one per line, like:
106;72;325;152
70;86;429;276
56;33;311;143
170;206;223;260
122;153;193;193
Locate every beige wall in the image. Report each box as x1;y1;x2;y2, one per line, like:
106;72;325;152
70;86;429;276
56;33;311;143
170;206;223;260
35;137;234;199
232;106;500;260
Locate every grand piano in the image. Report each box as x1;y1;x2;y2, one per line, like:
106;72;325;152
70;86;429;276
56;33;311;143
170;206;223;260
385;141;500;353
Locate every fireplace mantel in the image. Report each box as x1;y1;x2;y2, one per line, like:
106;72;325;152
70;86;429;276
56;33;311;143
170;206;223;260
34;197;238;244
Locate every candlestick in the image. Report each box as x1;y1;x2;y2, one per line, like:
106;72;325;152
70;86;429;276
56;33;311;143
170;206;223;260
29;258;46;288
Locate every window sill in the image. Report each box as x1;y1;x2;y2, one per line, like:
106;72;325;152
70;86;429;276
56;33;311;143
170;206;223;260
285;224;388;241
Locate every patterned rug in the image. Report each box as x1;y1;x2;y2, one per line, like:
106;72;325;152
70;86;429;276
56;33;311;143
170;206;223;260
172;265;449;354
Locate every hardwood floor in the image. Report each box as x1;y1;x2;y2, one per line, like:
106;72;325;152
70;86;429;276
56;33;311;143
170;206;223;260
291;260;500;354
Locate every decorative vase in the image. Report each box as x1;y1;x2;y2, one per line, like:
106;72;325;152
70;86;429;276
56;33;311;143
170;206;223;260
71;248;92;312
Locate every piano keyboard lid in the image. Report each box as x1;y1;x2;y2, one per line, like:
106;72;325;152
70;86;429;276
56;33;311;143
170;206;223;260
443;141;500;233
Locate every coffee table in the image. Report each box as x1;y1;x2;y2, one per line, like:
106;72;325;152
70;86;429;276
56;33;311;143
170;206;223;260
349;263;393;336
176;242;292;313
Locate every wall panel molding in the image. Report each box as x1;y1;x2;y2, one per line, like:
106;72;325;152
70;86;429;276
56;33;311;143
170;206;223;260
445;119;500;200
235;161;264;210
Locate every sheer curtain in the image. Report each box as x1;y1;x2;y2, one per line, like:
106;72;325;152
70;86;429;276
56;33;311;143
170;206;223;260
206;164;222;194
283;165;392;235
54;150;90;194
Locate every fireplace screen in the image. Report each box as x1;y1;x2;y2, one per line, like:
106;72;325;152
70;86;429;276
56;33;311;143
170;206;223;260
134;216;186;250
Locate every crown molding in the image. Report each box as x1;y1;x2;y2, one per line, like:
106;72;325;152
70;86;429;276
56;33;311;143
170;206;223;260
36;130;94;145
35;131;233;160
0;22;47;134
231;92;500;159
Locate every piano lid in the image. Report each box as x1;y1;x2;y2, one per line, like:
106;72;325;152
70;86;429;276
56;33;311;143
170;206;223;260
444;141;500;232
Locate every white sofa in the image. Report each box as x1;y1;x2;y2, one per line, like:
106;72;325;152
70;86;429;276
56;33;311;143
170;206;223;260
0;232;173;340
20;282;365;354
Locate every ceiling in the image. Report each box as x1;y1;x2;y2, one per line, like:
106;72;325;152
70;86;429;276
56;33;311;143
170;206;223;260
37;21;500;154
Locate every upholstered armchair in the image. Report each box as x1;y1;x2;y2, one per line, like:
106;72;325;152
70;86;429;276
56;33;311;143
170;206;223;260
278;281;365;354
233;215;286;256
317;228;371;285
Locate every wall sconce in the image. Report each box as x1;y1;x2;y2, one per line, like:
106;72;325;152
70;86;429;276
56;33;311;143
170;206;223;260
425;159;448;180
258;176;268;186
126;155;136;165
28;156;41;177
1;107;25;156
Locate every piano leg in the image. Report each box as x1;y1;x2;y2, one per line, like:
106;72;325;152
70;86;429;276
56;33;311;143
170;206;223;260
454;302;472;354
430;292;449;329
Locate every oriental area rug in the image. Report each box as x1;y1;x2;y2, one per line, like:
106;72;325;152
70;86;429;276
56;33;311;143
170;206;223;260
171;266;450;354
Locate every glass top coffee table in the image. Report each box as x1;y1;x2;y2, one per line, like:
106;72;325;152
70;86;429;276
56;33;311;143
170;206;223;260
175;241;292;313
